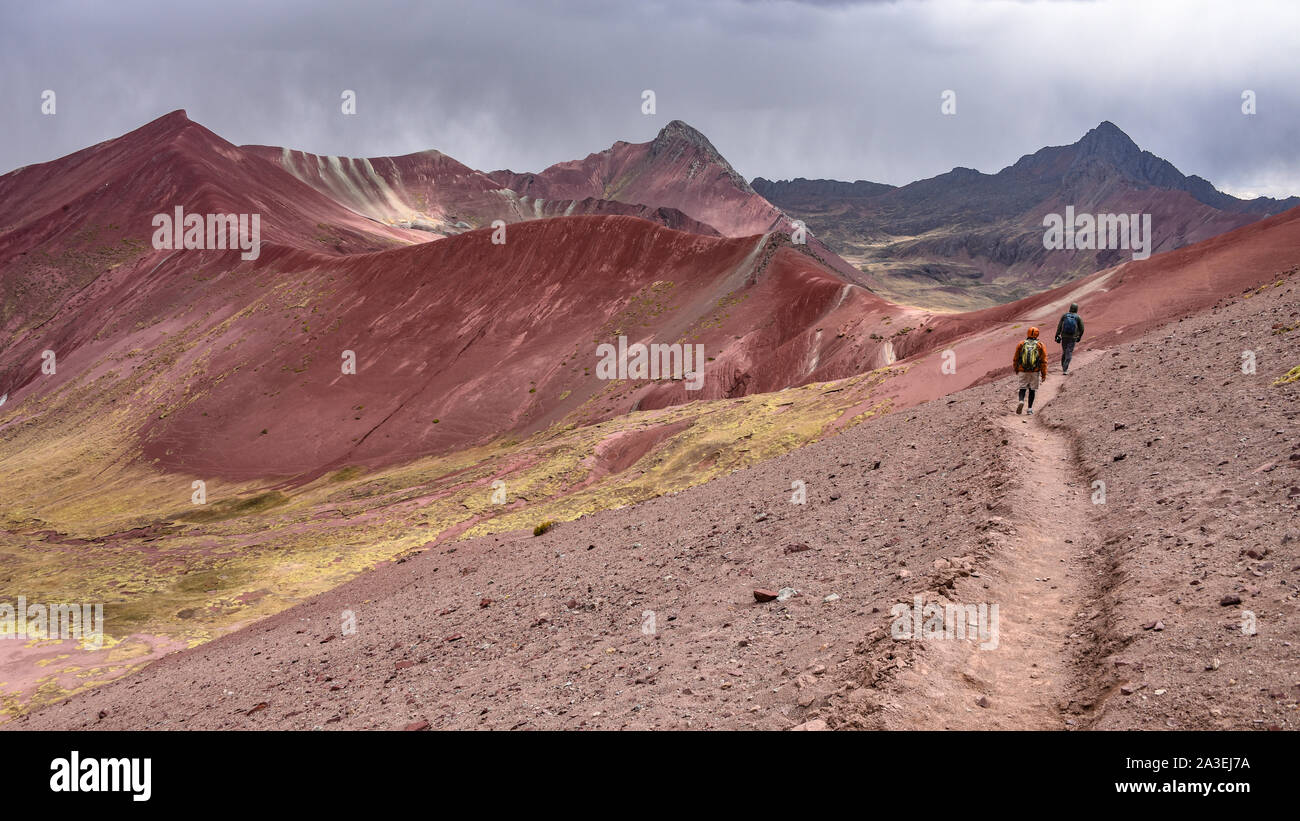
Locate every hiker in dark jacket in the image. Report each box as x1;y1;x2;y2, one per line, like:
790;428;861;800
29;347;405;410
1013;327;1048;415
1054;303;1084;375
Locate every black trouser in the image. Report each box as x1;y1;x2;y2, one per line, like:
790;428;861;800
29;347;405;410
1018;386;1036;408
1061;338;1077;372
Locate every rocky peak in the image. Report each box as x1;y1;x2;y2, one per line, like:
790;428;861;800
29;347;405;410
649;120;754;193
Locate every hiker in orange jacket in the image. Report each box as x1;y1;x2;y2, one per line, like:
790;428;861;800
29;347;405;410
1013;326;1048;415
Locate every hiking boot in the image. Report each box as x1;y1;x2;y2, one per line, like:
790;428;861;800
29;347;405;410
1016;400;1024;414
1027;408;1034;415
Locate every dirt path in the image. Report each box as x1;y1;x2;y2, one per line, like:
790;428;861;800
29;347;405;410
882;357;1101;729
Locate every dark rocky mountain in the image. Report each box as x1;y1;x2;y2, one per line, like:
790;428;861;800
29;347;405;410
756;121;1299;309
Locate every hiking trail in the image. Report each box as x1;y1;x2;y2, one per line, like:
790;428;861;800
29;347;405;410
882;352;1103;729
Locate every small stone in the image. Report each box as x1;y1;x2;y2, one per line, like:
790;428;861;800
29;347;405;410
791;719;828;731
404;720;430;731
1219;594;1242;606
776;587;797;602
753;589;779;603
976;696;990;708
823;593;841;603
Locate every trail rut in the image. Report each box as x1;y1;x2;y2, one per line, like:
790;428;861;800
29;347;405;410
882;356;1103;729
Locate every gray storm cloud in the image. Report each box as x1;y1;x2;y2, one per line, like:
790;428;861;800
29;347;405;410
2;0;1297;196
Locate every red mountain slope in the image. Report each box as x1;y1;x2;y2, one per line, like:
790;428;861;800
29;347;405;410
0;110;425;340
245;120;869;286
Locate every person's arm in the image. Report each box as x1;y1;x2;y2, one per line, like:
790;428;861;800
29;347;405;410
1055;315;1064;342
1013;341;1023;372
1076;316;1084;341
1039;345;1049;378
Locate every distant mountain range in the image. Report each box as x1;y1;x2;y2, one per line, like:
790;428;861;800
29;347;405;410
0;112;904;480
754;121;1299;309
246;116;1297;312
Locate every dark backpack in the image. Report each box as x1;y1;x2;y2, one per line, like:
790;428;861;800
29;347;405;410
1061;313;1079;338
1018;339;1042;371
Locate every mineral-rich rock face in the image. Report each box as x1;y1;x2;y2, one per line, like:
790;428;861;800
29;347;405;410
247;118;871;287
487;120;782;237
241;142;719;238
0;112;918;480
244;119;786;240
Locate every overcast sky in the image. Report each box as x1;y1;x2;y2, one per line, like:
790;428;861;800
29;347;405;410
3;0;1298;197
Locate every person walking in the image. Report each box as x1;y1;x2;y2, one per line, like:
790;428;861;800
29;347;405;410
1054;303;1084;375
1013;327;1048;415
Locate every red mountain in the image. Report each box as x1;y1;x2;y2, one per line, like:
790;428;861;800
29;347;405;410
0;111;424;339
0;112;911;482
240;142;719;237
245;120;869;285
487;120;782;237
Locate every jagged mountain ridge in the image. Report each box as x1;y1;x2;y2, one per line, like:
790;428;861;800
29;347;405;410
753;121;1298;309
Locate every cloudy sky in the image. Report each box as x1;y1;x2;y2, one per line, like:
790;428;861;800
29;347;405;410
3;0;1298;197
